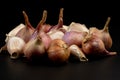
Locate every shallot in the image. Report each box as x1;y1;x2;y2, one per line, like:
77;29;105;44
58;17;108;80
47;39;70;63
82;33;116;56
16;11;35;43
23;10;51;59
0;8;117;64
89;17;112;50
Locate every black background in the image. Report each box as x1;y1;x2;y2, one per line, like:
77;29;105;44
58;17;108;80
0;0;120;80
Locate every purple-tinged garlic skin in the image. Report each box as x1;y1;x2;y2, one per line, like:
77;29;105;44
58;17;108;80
23;10;49;59
62;31;87;47
89;17;112;50
39;31;52;49
82;34;116;56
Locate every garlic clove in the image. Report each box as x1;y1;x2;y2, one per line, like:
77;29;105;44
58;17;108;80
6;36;25;59
69;44;88;62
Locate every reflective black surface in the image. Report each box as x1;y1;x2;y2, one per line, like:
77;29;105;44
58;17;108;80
0;1;120;80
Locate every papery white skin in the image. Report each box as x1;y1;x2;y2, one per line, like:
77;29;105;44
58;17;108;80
7;36;25;59
5;23;25;42
63;25;69;31
47;30;64;40
47;25;69;40
68;22;89;33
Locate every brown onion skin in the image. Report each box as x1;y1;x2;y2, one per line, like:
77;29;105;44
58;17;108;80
47;39;70;63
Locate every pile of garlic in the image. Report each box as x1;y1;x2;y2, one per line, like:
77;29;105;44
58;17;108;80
0;8;117;63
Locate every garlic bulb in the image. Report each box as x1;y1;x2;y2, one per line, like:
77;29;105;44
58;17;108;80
0;24;25;52
6;36;25;59
23;10;48;59
89;17;112;50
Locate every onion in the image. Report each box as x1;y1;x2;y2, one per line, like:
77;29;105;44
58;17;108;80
47;39;70;63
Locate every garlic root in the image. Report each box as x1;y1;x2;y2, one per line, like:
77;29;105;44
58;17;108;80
0;44;7;53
